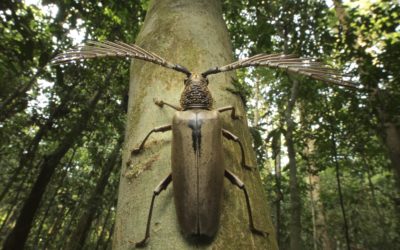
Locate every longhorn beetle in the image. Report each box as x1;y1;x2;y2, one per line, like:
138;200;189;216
52;41;357;247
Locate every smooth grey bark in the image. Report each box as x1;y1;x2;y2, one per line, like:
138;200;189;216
113;0;277;249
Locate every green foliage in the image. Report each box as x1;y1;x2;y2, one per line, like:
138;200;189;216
223;0;400;249
0;0;144;248
0;0;399;249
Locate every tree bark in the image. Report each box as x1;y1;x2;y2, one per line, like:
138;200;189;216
2;88;103;250
284;79;302;250
113;0;277;249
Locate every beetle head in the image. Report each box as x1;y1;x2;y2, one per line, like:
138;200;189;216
180;73;212;110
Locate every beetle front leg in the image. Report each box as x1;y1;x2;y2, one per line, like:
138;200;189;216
154;98;182;111
222;129;253;170
224;169;268;237
130;124;172;155
217;106;240;120
135;174;172;248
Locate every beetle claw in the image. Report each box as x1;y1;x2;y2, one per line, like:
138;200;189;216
134;238;149;248
126;159;132;167
153;98;164;107
231;114;241;120
251;227;269;237
131;148;142;155
243;164;255;171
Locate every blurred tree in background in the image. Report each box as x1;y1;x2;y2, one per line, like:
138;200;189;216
0;0;399;249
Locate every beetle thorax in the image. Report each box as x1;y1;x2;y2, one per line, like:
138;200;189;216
180;74;212;110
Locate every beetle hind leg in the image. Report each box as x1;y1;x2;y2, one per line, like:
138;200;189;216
129;124;172;157
135;174;172;248
222;129;254;170
224;170;268;237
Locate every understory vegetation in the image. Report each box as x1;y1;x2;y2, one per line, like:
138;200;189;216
1;0;399;249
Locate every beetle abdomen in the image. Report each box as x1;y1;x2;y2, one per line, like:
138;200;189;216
171;110;225;237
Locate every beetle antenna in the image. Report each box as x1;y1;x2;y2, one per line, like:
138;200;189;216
201;53;358;89
51;41;192;76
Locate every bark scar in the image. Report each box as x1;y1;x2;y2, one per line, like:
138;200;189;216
124;154;160;181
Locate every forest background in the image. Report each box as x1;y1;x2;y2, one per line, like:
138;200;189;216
0;0;399;249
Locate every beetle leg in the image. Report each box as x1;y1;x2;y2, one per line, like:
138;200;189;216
130;124;172;155
153;98;182;111
135;174;173;248
222;129;253;170
217;106;240;120
224;170;268;237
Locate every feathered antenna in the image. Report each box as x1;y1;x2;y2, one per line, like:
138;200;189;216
201;53;357;89
51;41;192;76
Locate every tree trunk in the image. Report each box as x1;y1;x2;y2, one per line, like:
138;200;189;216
331;130;351;250
2;89;103;250
58;188;86;249
274;140;282;249
306;141;334;250
42;205;67;249
33;165;69;249
0;98;70;202
378;110;400;193
284;79;302;250
66;135;123;250
0;67;45;122
364;159;389;245
308;172;335;250
105;222;114;250
95;200;114;250
113;0;277;249
271;130;282;248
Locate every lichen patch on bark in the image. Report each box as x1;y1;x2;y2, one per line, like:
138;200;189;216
124;151;160;181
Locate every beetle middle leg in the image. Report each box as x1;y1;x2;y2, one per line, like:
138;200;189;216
224;169;268;237
135;174;172;248
217;106;240;120
130;124;172;155
222;129;253;170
